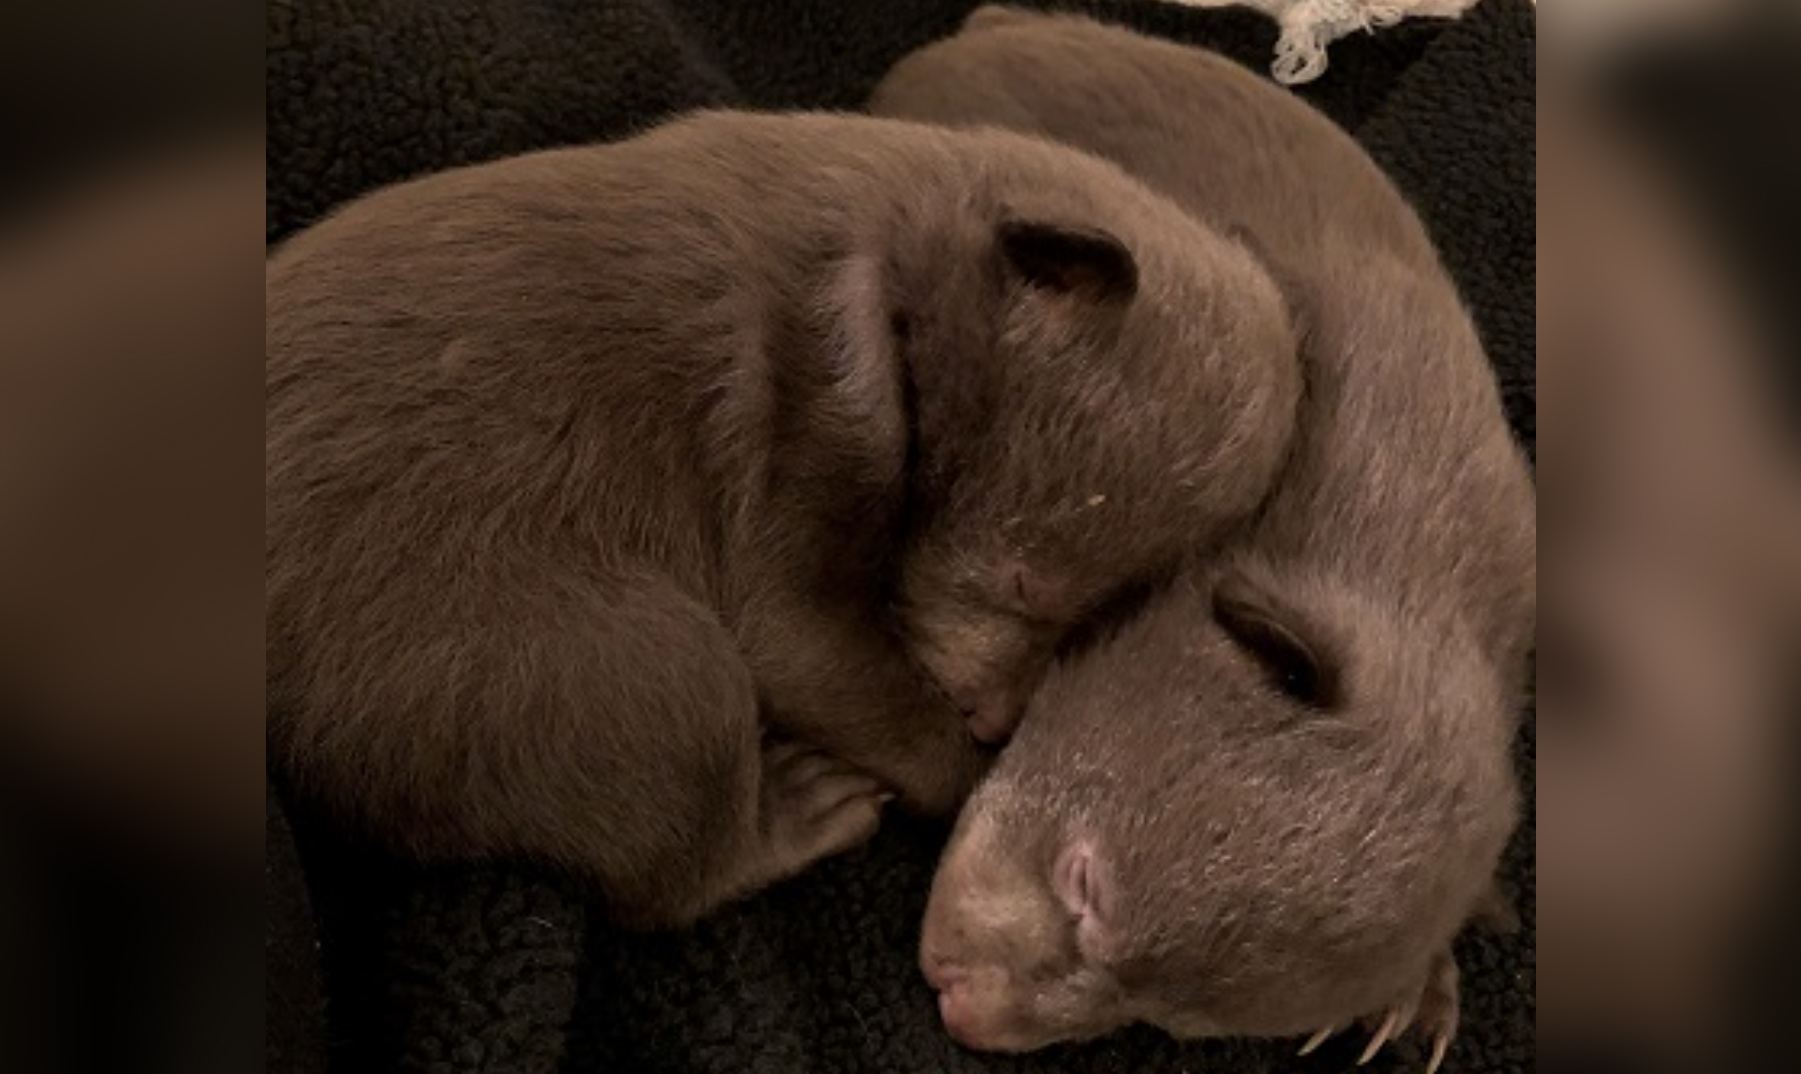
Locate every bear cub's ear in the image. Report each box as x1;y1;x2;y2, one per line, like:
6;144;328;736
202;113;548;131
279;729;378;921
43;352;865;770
997;219;1139;303
1054;836;1116;951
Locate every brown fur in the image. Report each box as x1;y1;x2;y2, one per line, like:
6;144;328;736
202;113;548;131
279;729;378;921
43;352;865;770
871;8;1536;1052
265;109;1300;928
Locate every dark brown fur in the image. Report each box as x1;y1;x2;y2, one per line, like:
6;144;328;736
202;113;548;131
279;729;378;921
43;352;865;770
265;109;1300;928
871;8;1536;1055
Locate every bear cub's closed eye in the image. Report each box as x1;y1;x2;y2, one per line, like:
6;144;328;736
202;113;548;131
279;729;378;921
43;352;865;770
1211;586;1339;710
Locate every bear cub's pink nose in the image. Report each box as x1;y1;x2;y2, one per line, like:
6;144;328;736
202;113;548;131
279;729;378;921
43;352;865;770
921;951;966;993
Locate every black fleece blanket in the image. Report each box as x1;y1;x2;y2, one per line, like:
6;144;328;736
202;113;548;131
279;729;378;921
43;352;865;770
265;2;1537;1071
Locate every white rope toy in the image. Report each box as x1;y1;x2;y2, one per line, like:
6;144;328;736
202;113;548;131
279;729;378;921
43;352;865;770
1155;0;1480;86
1272;0;1407;84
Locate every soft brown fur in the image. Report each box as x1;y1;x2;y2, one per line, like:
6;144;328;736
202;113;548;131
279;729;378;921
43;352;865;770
265;109;1300;928
871;7;1536;1057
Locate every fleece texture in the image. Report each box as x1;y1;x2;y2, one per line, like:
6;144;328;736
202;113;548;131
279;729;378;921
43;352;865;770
265;1;1537;1071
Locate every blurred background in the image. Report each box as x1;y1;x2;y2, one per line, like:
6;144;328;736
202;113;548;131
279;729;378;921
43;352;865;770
1538;2;1801;1070
0;0;260;827
2;2;259;1073
0;1;1796;1071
